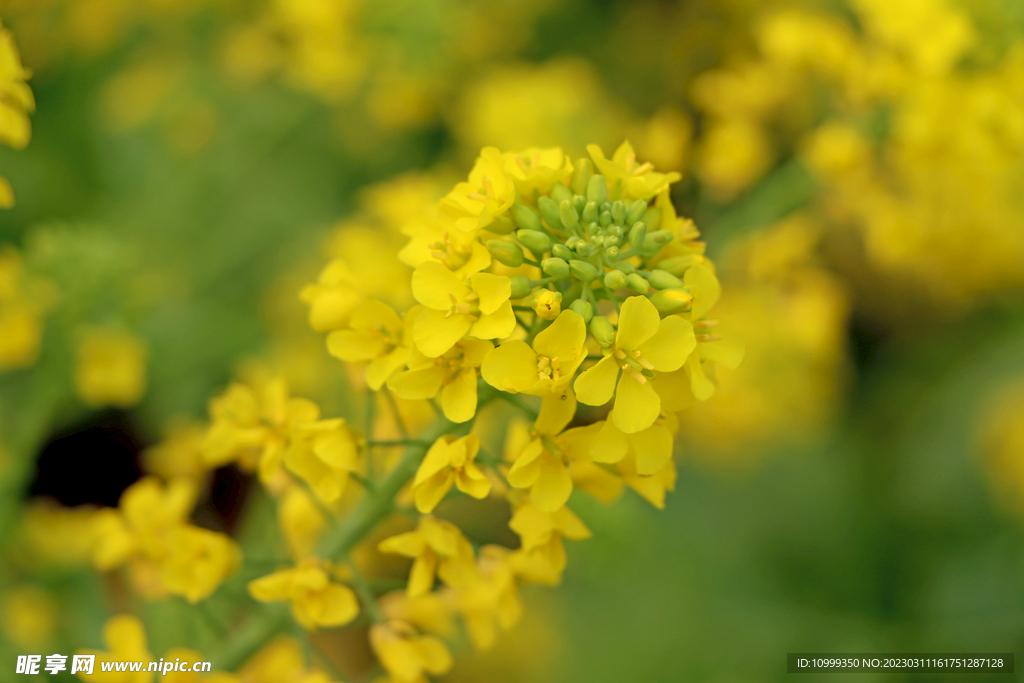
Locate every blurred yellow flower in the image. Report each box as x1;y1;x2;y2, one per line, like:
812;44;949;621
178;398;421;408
1;585;56;649
77;614;153;683
369;620;453;683
74;329;148;408
378;516;475;597
248;557;359;630
387;337;493;424
0;21;34;207
411;434;491;513
482;310;586;397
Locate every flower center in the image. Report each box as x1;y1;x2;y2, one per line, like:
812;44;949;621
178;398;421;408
613;348;655;384
445;292;480;322
536;355;561;382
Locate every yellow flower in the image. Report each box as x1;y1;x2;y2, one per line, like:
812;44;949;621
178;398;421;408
446;546;522;651
299;259;363;333
325;299;412;390
617;450;677;510
481;310;587;397
160;525;242;603
410;260;515;357
438;147;514;233
77;615;153;683
655;319;745;402
574;296;695;433
379;591;456;639
73;329;148;408
410;434;491;513
507;501;590;585
501;147;573;198
283;417;362;503
369;620;453;683
506;391;601;512
142;420;208;482
587;141;681;200
237;635;338;683
387;338;493;424
248;558;360;630
378;516;475;597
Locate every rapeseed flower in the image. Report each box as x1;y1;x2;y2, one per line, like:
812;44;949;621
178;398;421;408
411;434;491;513
248;558;359;630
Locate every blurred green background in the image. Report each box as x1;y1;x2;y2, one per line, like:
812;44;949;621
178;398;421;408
1;0;1023;681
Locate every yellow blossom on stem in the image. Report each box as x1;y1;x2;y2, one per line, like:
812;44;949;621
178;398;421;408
445;546;523;651
482;309;586;396
590;419;674;476
587;141;681;200
369;620;453;683
378;516;475;597
248;558;359;630
325;299;411;390
410;260;515;357
387;338;492;423
411;434;491;513
160;525;242;604
574;296;695;433
507;501;591;585
506;390;601;512
439;147;515;233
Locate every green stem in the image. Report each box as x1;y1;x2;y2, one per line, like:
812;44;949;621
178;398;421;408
501;393;539;420
345;559;384;623
366;439;430;448
382;388;409;440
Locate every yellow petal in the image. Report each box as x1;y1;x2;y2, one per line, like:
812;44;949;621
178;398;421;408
460;338;495;367
365;346;411;390
532;310;586;367
507;440;544;488
629;425;673;475
248;570;292;602
611;373;660;433
685;262;721;319
412;261;467;310
469;272;511;315
414;471;455;513
455;466;492;499
413;308;472;358
415;634;454;675
415;438;453;485
591;420;629;463
535;387;576;435
316;584;360;627
378;531;426;558
442;367;477;423
408;553;438;597
481;341;537;393
574;355;619;406
637;315;695;372
387;365;446;400
350;298;402;332
326;329;387;362
469;301;516;340
686;354;715;400
615;296;660;350
698;319;745;369
531;459;573;512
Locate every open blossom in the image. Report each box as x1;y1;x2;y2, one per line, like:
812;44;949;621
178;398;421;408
482;310;587;396
438;146;515;233
248;558;360;630
410;260;515;357
325;298;412;390
574;296;695;433
387;336;492;423
378;516;476;597
411;434;491;513
370;620;454;683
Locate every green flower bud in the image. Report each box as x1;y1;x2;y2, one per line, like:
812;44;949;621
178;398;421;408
629;221;647;249
542;257;571;279
649;289;693;315
569;299;594;323
571;158;593;195
625;199;648;225
642;230;674;258
656;255;697;276
600;210;613;227
574;241;593;257
625;273;650;294
646;269;685;290
605;245;620;259
569;259;599;282
604;270;627;290
487;239;524;267
589;316;615;347
616;261;636;274
571;196;586;217
511;203;543;232
550;182;573;204
582;201;598;224
538;196;564;231
610;201;626;225
551;243;573;260
488;215;516;234
559;200;580;232
517;229;551;255
587;174;609;205
643;205;663;231
509;275;534;299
